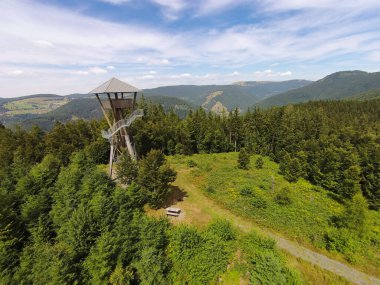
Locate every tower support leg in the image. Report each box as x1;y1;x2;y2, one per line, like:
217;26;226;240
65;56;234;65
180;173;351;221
109;144;115;176
124;134;136;160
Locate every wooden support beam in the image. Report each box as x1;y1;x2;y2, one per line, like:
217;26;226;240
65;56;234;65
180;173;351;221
95;94;112;128
109;144;115;176
107;93;117;123
133;92;137;110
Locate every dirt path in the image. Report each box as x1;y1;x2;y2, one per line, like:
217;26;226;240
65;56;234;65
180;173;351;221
269;234;380;285
160;169;380;285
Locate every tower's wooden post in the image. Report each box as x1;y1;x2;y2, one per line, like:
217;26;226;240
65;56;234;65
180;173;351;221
95;94;112;128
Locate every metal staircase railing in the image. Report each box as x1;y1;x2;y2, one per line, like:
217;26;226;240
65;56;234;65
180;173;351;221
101;109;143;140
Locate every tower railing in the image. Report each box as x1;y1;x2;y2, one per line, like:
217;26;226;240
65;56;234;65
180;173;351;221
101;109;144;140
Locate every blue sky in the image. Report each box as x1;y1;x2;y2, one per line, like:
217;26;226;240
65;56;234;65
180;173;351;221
1;0;380;97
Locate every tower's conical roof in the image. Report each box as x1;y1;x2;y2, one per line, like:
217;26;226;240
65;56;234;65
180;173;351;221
89;77;141;94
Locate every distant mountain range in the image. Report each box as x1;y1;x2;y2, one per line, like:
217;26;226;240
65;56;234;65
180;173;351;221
143;80;312;112
257;71;380;107
1;70;380;130
1;96;193;130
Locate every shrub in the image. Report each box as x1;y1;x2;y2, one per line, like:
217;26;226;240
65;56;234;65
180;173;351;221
255;157;264;169
251;196;268;209
237;148;250;170
200;163;212;172
241;232;302;285
186;160;197;168
324;228;359;263
168;225;231;284
339;193;369;235
204;185;215;194
240;186;253;196
206;220;236;241
250;252;302;285
274;187;292;206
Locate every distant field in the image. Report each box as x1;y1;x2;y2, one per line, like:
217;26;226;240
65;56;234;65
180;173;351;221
2;96;69;115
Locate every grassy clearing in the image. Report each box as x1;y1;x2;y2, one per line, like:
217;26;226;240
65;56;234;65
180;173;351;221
3;97;69;115
166;152;380;277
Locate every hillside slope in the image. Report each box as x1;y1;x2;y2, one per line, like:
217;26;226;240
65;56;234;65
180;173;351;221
3;96;193;130
162;153;380;280
346;88;380;101
258;71;380;107
144;80;312;111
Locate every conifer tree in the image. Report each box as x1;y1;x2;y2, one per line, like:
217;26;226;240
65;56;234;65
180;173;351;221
238;148;250;170
137;150;176;209
255;156;264;169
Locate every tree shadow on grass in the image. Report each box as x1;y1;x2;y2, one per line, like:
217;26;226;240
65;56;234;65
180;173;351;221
159;185;188;209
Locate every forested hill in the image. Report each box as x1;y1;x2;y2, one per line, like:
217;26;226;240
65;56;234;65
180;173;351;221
143;80;312;111
2;71;380;129
2;96;193;131
258;71;380;107
0;98;379;283
346;88;380;101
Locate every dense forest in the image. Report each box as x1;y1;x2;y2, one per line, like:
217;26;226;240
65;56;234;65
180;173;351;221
0;98;379;283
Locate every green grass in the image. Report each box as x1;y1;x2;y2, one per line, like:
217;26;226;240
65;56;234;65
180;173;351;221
168;152;380;276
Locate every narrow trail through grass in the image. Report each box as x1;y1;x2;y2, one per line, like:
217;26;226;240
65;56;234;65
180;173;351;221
149;167;380;285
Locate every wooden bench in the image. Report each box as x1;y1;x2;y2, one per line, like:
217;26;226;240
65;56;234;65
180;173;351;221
166;207;181;217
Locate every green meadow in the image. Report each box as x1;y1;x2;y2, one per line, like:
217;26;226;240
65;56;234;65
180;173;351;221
3;97;69;115
169;152;380;276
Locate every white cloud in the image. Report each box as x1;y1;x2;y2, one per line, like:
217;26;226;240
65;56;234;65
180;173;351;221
1;0;380;96
70;70;89;75
160;59;170;65
171;73;191;78
33;40;55;48
262;0;380;11
70;66;113;75
197;0;247;15
99;0;130;4
254;69;292;78
0;0;182;68
7;70;24;76
151;0;186;11
228;71;240;76
141;58;171;65
139;74;155;79
280;71;292;76
150;0;187;20
89;67;108;74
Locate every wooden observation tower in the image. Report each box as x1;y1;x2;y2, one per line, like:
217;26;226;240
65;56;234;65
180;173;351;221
89;77;143;176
